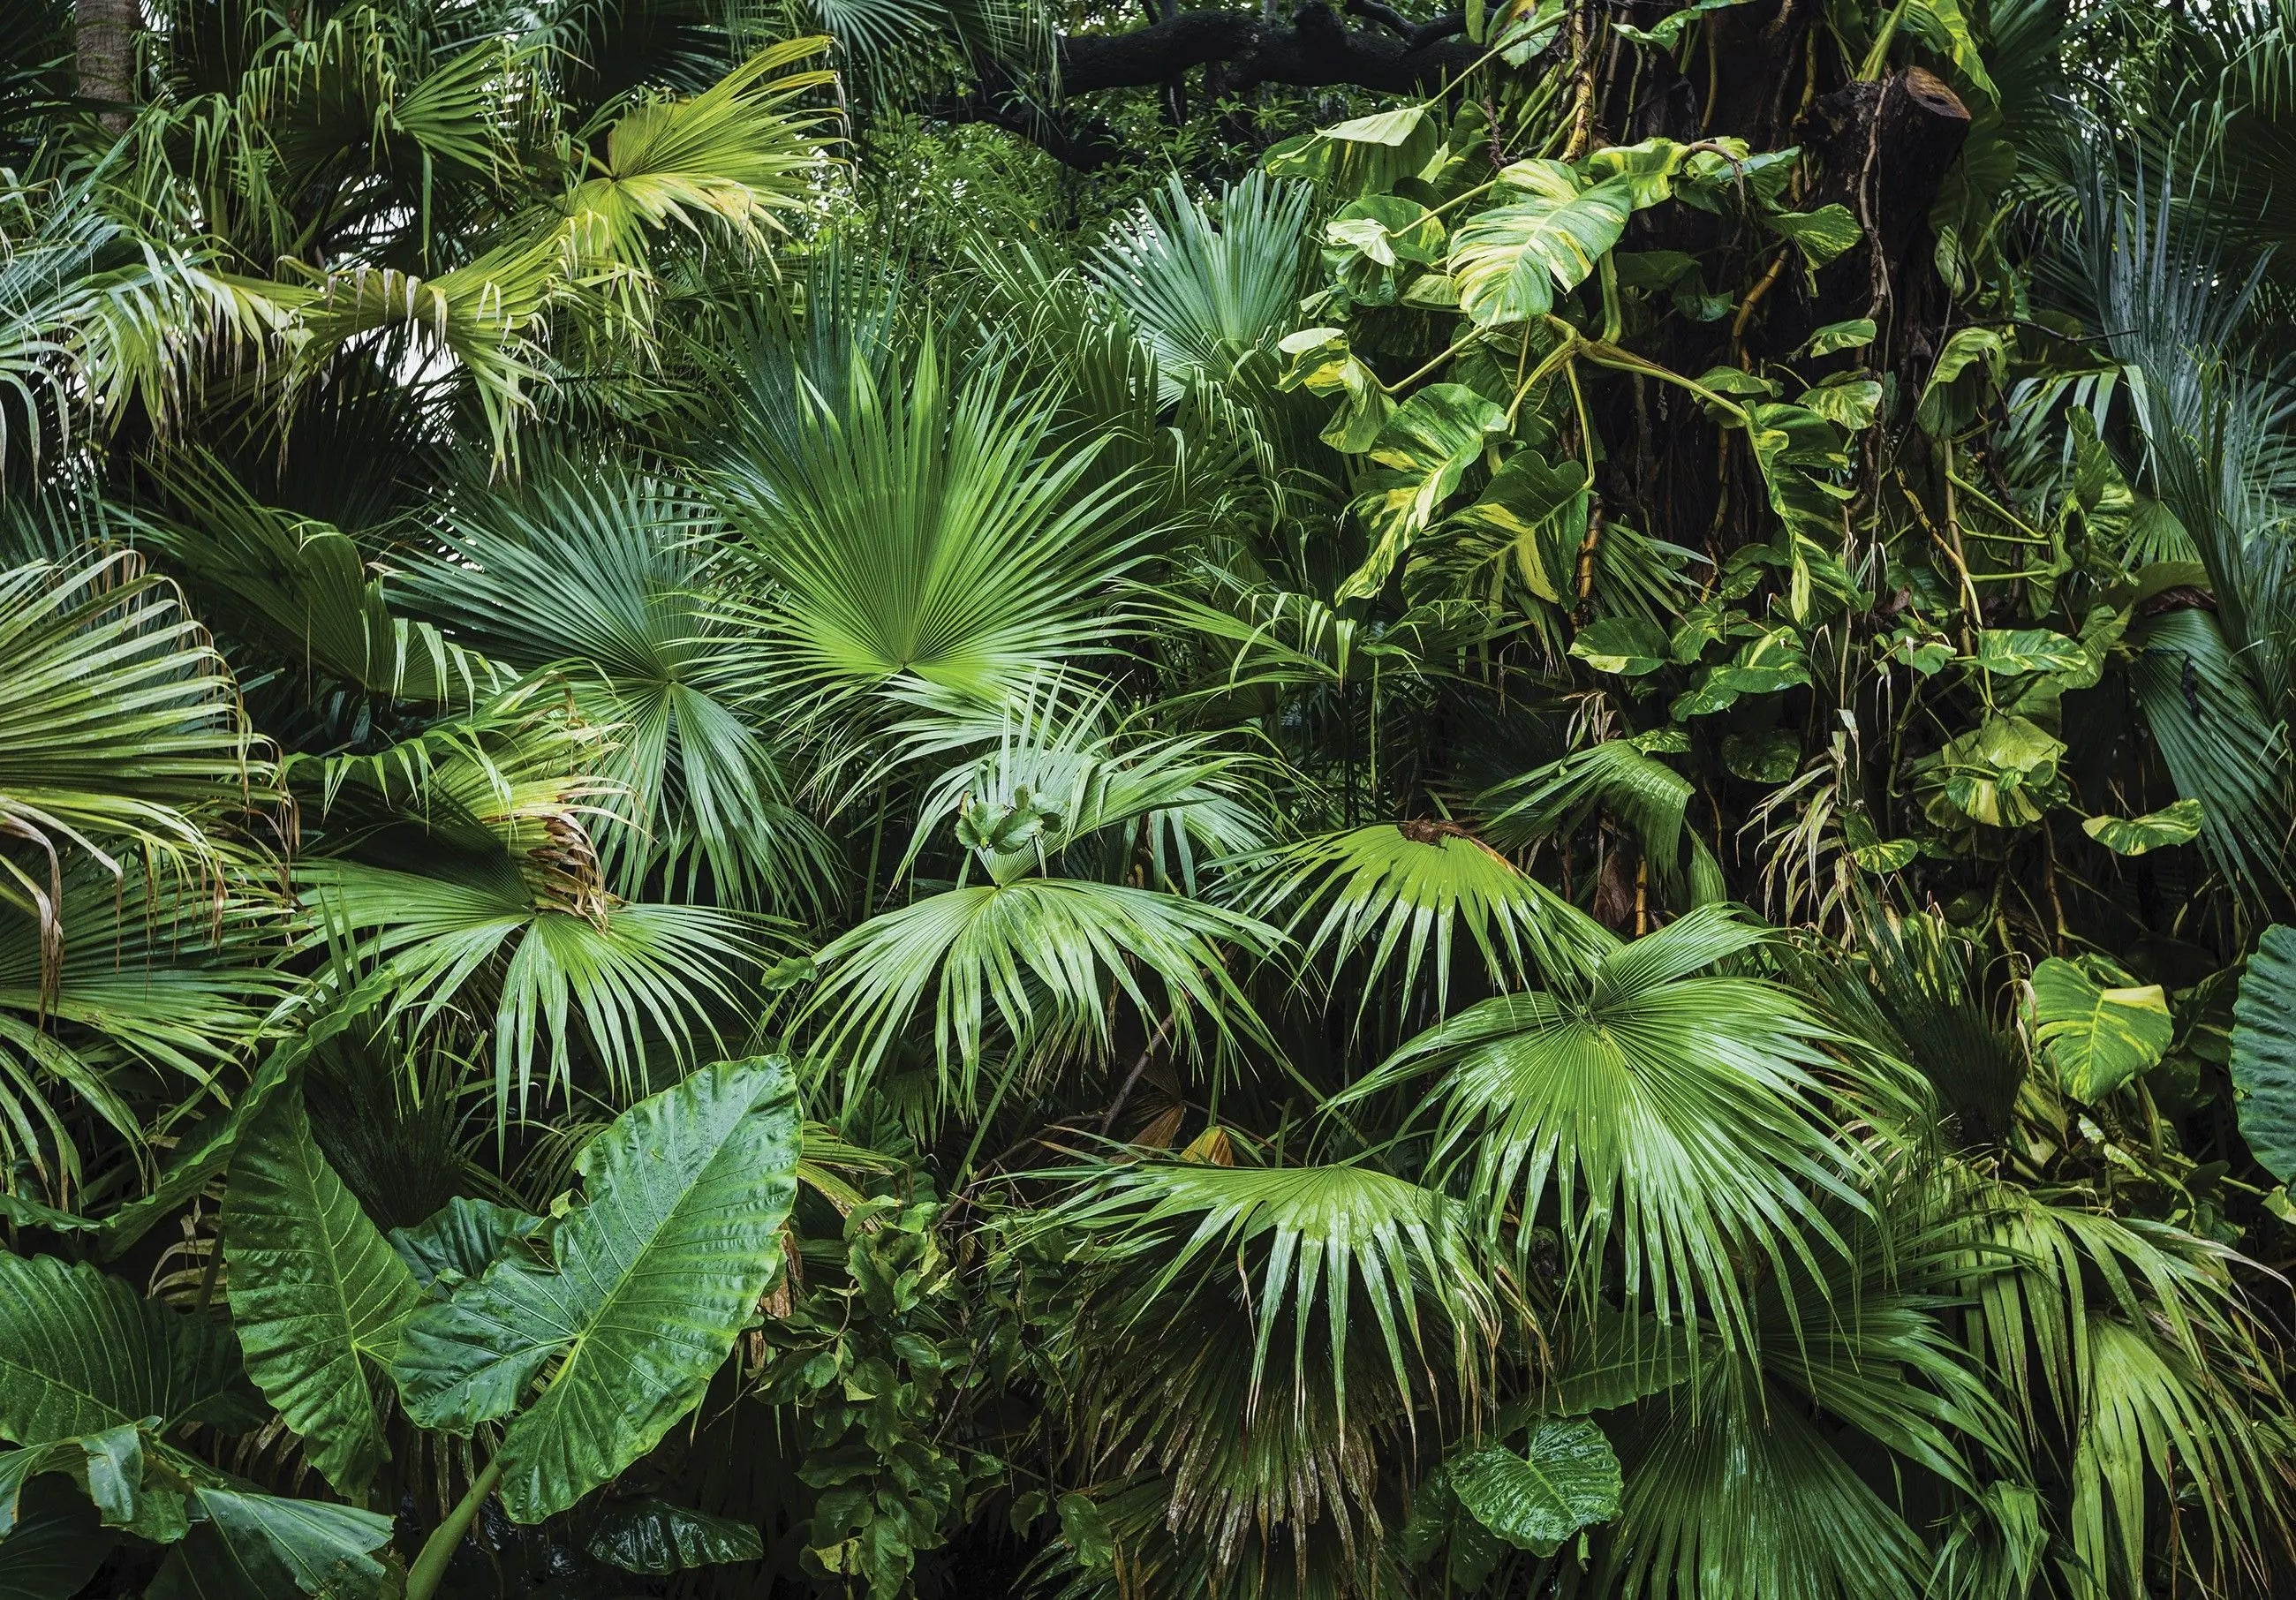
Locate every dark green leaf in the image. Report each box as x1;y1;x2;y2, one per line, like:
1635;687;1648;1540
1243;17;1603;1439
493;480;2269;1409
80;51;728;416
392;1057;802;1521
1448;1421;1622;1553
586;1498;764;1574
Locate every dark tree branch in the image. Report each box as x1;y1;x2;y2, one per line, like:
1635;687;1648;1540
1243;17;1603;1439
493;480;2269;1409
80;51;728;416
1056;3;1481;95
933;3;1483;170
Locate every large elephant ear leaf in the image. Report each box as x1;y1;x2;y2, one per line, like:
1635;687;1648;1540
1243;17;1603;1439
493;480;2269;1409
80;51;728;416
2231;925;2296;1181
223;1082;425;1499
391;1056;803;1521
1449;1418;1623;1554
0;1255;259;1445
146;1487;395;1600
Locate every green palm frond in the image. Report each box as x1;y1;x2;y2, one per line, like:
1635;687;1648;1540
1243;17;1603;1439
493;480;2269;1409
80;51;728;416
1088;173;1316;410
1484;739;1727;909
1239;822;1617;1016
396;461;837;914
0;554;272;949
802;878;1280;1109
1347;907;1901;1352
717;341;1144;707
1042;1158;1500;1426
1965;1189;2292;1596
1599;1382;1935;1600
0;865;290;1198
140;452;496;708
298;857;771;1124
890;670;1272;894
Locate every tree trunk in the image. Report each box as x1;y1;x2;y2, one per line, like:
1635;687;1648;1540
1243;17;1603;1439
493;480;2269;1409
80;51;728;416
75;0;140;132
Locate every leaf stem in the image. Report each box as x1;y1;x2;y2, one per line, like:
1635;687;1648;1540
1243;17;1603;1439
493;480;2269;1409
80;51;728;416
406;1455;503;1600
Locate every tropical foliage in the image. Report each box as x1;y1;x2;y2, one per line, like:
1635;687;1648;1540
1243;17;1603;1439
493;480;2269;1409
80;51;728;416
4;0;2296;1596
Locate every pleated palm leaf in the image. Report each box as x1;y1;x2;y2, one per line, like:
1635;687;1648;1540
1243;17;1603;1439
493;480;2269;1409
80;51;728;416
0;864;291;1202
396;460;837;915
716;340;1144;711
1344;907;1914;1353
0;553;274;961
1238;821;1619;1021
293;693;774;1121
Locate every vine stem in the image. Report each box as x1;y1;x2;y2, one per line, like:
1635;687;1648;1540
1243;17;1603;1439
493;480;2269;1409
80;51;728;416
406;1456;503;1600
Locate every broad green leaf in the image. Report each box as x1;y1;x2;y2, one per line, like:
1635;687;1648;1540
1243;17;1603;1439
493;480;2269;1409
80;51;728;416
1582;138;1699;205
146;1487;394;1600
1453;451;1590;601
1670;626;1811;717
1448;1421;1622;1553
1265;109;1439;194
1345;385;1509;600
1723;729;1801;781
1801;375;1882;433
2231;926;2296;1181
1764;203;1862;267
1325;195;1444;267
0;1255;259;1446
389;1197;547;1295
1277;326;1393;452
1058;1492;1116;1570
1904;0;1997;100
2082;799;2204;857
587;1498;764;1574
391;1057;802;1521
1970;628;2084;676
2029;958;2171;1102
1916;325;2008;435
1919;714;2064;828
0;1475;110;1600
1449;178;1636;327
1571;616;1670;676
1804;317;1877;355
0;1426;188;1544
223;1084;424;1498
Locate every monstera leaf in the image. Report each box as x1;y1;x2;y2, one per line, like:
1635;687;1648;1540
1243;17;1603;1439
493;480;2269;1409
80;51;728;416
1449;1420;1622;1554
0;1256;259;1446
1449;177;1636;326
1344;385;1508;600
392;1057;802;1521
223;1083;425;1498
2232;926;2296;1181
2029;958;2171;1102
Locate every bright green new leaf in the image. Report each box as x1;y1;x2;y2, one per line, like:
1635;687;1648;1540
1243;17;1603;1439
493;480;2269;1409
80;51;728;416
1265;108;1439;194
1449;178;1637;327
1801;375;1882;433
1451;450;1590;601
2231;926;2296;1181
1971;628;2086;676
223;1084;424;1499
391;1057;802;1521
1804;317;1877;355
2082;799;2204;857
1764;203;1862;267
1448;1421;1622;1553
2029;958;2171;1102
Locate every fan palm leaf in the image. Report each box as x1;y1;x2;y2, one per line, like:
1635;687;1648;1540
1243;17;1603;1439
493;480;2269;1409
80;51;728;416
716;341;1144;707
1345;907;1904;1352
396;461;836;914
